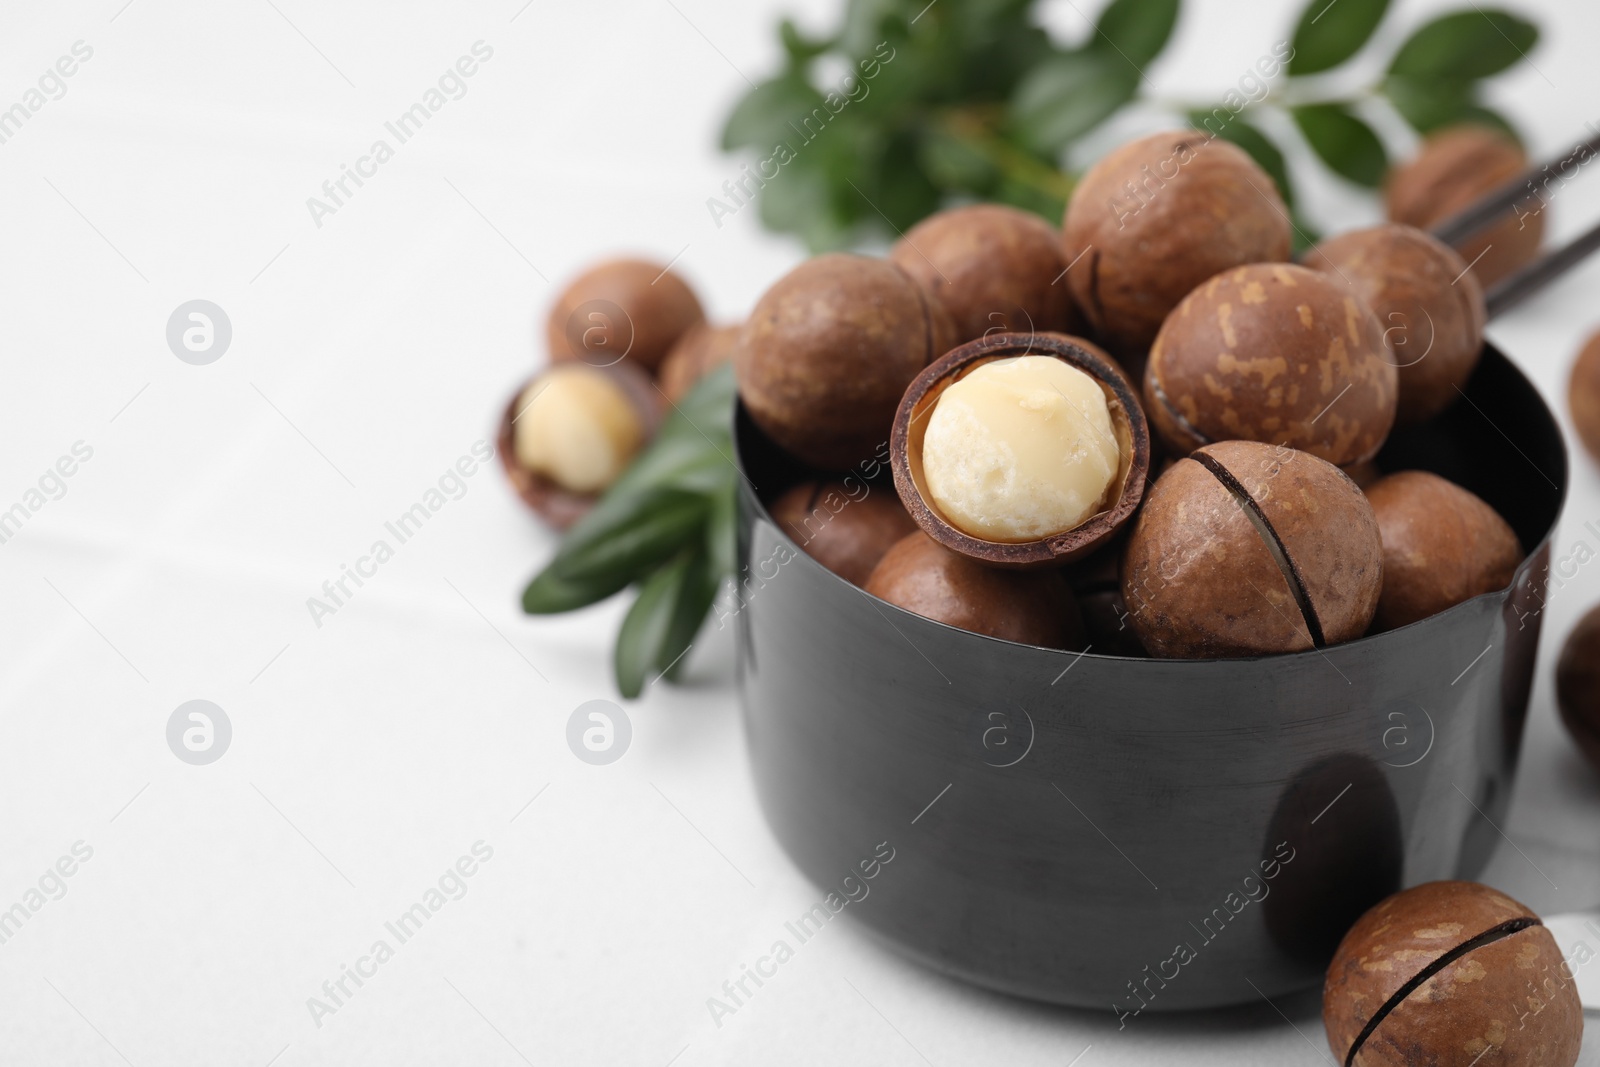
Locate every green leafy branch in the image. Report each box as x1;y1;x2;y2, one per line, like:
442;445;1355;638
719;0;1539;250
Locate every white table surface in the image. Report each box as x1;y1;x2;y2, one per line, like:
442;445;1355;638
2;0;1599;1063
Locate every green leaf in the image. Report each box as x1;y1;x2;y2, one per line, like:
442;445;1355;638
659;549;721;683
779;18;833;64
863;128;943;232
552;490;709;583
614;552;694;698
721;76;825;152
521;566;629;615
838;0;906;59
1188;112;1296;208
1382;77;1523;144
521;489;706;613
1289;0;1390;75
992;177;1065;227
540;443;723;578
918;125;1001;195
664;359;737;435
1292;103;1387;187
758;154;853;251
1388;9;1538;80
952;0;1033;29
612;547;721;697
1091;0;1180;68
598;363;736;504
1382;75;1473;133
952;19;1054;101
1010;52;1139;155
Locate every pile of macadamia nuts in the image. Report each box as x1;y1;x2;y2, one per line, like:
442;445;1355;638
719;126;1534;659
503;125;1549;658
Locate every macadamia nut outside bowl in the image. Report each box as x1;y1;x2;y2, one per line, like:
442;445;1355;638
733;342;1565;1011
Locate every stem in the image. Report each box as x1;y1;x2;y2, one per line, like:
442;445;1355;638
930;75;1383;212
938;107;1077;204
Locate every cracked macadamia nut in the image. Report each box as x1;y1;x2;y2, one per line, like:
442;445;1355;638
866;531;1084;649
1062;131;1292;356
921;356;1119;542
1324;881;1582;1067
889;204;1080;344
1145;263;1398;466
1557;604;1600;773
659;322;739;403
546;258;704;372
1365;471;1522;631
1386;125;1543;289
770;480;917;588
1121;440;1382;658
1304;224;1486;426
1570;330;1600;466
892;333;1150;568
513;365;648;493
497;362;659;529
736;254;955;471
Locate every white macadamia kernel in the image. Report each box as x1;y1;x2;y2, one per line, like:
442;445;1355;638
922;355;1119;542
513;365;644;494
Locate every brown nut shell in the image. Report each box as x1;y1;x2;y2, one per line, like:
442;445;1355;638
889;204;1081;344
496;362;661;530
1304;224;1486;426
1365;471;1522;631
1062;536;1147;657
1062;131;1292;356
1386;125;1543;289
890;332;1150;569
1324;881;1581;1067
1556;603;1600;772
1121;440;1383;658
1123;453;1312;655
1145;263;1398;466
1570;330;1600;466
769;480;917;588
659;322;739;404
865;530;1085;649
736;254;958;472
545;258;705;372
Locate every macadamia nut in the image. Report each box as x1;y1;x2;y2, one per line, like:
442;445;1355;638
1386;126;1542;289
890;205;1081;344
921;356;1118;542
1062;131;1292;356
545;258;703;372
1557;603;1600;773
735;254;956;471
1571;329;1600;466
513;365;645;494
865;530;1085;649
1324;881;1582;1067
